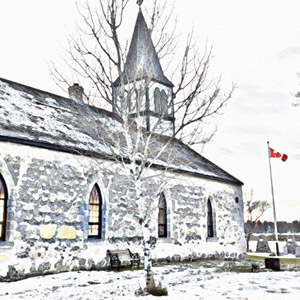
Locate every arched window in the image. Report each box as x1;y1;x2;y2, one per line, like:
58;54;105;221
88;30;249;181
88;184;102;239
160;90;168;115
125;89;131;112
154;87;161;114
158;193;167;238
127;89;137;113
207;199;215;238
0;175;8;241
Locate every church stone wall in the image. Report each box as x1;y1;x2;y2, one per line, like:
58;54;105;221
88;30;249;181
151;171;246;261
0;142;245;281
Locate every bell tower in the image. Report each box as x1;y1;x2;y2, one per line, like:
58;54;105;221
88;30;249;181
113;4;175;137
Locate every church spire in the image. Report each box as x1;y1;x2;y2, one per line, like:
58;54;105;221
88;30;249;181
113;8;173;87
136;0;143;7
112;5;175;137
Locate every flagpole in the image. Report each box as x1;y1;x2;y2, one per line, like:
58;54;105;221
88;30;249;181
267;141;280;256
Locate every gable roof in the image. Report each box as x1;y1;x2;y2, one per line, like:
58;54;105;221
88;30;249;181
113;9;174;88
0;77;242;185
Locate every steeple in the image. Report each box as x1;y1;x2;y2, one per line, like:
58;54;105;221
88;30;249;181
113;9;173;87
113;7;175;137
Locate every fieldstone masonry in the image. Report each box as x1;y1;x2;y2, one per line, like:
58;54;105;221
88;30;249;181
39;224;56;239
3;155;20;185
0;143;246;281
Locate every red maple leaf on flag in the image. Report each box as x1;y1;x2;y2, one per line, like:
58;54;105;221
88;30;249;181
269;147;288;162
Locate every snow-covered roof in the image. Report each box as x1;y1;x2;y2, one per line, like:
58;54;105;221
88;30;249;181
0;77;242;185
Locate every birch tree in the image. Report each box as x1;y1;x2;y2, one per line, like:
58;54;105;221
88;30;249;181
51;0;234;294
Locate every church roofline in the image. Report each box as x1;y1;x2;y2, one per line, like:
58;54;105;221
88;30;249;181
0;76;121;121
0;76;242;186
0;135;242;186
113;75;174;88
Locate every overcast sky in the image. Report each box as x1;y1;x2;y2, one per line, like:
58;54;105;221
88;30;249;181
0;0;299;221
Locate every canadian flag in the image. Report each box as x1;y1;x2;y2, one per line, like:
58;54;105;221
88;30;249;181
269;147;288;162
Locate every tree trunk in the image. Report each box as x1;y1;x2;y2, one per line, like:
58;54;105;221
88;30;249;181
246;233;251;252
143;224;154;291
145;249;154;291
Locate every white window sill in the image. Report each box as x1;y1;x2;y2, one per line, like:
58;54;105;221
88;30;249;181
86;238;106;244
206;237;218;242
157;237;172;243
0;241;14;249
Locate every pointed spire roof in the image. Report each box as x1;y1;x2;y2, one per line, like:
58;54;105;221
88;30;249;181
113;9;173;87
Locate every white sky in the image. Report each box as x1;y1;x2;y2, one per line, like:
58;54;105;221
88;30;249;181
0;0;299;221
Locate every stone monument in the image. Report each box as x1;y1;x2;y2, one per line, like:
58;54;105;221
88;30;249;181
295;247;300;258
256;235;271;253
285;235;298;254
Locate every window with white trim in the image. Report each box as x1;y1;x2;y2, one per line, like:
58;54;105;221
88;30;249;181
88;184;102;238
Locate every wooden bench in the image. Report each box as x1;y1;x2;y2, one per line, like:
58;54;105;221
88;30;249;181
106;249;140;268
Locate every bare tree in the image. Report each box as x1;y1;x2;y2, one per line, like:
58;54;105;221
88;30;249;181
51;0;234;294
51;0;233;146
244;189;270;251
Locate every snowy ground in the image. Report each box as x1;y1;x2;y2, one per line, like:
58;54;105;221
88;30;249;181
1;261;300;300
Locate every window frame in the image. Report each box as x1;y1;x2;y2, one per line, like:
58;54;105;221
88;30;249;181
0;174;8;241
207;198;215;238
88;184;102;239
160;90;168;115
158;193;167;238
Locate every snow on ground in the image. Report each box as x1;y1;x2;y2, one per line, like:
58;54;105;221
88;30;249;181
1;262;300;300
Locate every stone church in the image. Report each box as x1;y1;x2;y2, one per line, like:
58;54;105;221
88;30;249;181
0;8;246;280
